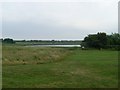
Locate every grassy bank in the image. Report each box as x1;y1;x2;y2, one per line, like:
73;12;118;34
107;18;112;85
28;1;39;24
2;45;71;65
2;45;118;88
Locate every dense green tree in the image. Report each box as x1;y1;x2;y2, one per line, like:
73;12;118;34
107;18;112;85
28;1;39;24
83;32;120;50
83;32;107;49
107;33;120;50
3;38;15;44
97;32;107;48
0;38;3;42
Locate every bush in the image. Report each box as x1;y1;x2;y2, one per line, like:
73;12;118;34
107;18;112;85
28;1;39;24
3;38;15;44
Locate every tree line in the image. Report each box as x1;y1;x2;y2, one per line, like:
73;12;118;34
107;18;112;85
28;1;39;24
82;32;120;50
1;38;81;45
1;32;120;50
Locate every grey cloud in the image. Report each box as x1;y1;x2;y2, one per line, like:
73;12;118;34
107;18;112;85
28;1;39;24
2;2;118;40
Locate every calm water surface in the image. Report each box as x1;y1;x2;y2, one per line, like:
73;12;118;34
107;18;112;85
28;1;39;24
27;45;81;47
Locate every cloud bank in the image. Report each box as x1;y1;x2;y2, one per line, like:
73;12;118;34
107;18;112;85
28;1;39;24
2;1;118;40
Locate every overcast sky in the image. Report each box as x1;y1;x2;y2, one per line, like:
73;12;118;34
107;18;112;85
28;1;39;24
1;0;119;40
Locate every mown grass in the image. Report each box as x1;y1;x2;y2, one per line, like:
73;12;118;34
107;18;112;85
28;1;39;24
2;45;118;88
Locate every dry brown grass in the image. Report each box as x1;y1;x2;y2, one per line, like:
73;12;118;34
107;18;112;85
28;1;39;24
2;45;70;65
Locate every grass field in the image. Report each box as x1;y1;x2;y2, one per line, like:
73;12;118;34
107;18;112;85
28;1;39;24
2;45;118;88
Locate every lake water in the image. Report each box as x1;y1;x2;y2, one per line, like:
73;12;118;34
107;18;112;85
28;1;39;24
27;45;81;47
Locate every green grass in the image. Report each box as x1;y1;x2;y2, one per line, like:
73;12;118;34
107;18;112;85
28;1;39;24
0;43;2;89
2;45;118;88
